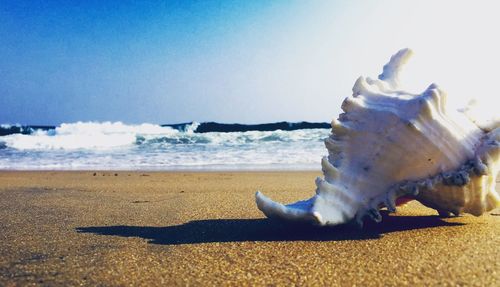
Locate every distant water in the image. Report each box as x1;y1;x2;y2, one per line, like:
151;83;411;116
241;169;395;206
0;121;331;170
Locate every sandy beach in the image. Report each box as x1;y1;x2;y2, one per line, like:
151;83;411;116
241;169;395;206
0;171;498;286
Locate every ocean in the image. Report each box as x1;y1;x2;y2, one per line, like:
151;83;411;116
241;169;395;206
0;121;331;170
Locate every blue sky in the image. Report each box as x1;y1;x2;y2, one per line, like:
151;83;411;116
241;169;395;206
1;1;499;125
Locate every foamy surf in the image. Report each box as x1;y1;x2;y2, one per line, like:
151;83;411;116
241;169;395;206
0;121;329;170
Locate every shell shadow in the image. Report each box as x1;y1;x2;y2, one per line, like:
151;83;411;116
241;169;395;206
76;212;464;245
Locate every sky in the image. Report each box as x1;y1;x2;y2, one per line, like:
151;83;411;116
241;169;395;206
1;0;499;125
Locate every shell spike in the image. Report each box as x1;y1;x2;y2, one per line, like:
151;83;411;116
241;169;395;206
324;138;342;154
355;207;382;225
426;83;439;90
422;86;447;114
321;156;339;181
368;208;382;223
378;48;413;89
384;189;398;213
255;191;319;224
331;119;350;136
341;96;364;112
352;76;369;96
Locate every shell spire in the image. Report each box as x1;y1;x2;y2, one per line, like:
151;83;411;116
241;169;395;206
255;49;500;226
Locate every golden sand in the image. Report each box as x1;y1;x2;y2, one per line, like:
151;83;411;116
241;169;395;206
0;171;499;286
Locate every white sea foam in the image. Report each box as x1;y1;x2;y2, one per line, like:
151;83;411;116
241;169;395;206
0;121;329;170
1;122;179;150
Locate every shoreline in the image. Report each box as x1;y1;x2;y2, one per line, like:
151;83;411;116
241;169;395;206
1;171;499;285
0;168;319;173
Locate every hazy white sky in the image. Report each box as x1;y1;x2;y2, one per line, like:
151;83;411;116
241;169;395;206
1;0;499;125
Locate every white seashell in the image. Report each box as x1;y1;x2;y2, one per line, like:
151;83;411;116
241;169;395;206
255;48;500;226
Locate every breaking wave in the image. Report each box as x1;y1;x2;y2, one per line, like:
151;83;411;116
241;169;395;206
0;121;330;170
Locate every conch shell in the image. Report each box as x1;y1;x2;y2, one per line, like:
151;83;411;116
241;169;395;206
255;49;500;226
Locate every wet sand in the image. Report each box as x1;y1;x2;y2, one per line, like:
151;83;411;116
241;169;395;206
0;171;499;286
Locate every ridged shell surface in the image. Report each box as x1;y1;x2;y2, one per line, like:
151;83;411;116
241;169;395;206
256;49;500;226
